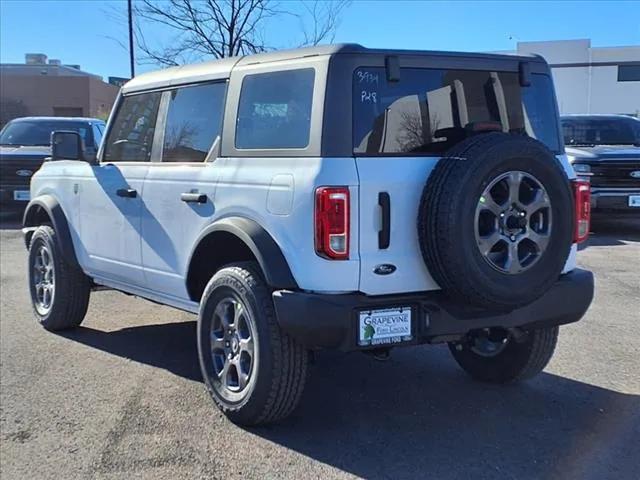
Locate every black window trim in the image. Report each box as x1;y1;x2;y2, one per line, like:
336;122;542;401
322;53;559;157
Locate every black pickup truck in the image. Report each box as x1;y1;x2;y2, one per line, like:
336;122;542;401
0;116;105;212
562;114;640;215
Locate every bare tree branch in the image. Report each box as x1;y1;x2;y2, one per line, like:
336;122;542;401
297;0;350;47
104;0;350;69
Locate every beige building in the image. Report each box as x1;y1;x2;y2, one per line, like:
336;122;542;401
0;54;120;126
503;39;640;116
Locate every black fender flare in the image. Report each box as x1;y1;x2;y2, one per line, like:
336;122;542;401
22;194;79;266
188;217;298;290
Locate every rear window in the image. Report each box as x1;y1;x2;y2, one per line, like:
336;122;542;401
353;68;560;155
236;68;315;150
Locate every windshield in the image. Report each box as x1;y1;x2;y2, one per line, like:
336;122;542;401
0;120;93;147
562;117;640;146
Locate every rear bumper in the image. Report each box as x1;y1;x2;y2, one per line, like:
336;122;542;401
272;269;594;351
591;188;640;213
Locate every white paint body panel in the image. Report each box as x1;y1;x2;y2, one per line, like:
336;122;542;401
214;157;360;293
30;151;578;302
30;161;148;285
79;163;148;285
356;156;441;295
140;163;221;298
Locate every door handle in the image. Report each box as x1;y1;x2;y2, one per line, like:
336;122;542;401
116;188;137;198
378;192;390;249
181;192;208;204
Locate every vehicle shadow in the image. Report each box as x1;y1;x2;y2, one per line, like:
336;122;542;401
59;320;640;480
61;322;203;382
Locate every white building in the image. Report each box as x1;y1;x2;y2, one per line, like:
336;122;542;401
508;39;640;116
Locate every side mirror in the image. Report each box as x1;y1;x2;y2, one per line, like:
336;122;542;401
51;131;90;162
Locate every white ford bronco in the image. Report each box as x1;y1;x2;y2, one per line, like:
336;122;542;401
23;45;594;425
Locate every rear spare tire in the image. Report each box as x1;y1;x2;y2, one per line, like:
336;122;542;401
418;133;573;310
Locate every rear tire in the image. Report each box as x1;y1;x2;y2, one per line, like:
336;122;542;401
28;225;91;331
449;326;559;383
197;262;308;426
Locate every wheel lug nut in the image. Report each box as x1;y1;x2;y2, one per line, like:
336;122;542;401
510;235;516;241
225;341;230;347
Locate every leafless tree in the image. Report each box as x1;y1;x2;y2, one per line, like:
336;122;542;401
108;0;350;68
297;0;350;47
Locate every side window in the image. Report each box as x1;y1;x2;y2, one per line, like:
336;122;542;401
236;68;315;149
103;92;162;162
92;124;103;148
162;82;227;162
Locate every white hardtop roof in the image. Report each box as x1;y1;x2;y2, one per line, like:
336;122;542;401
122;44;354;94
121;43;544;94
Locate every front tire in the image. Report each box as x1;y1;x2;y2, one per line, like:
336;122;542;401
449;326;559;383
197;262;308;426
28;225;91;331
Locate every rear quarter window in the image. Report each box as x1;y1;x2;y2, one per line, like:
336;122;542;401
235;68;315;150
353;67;560;155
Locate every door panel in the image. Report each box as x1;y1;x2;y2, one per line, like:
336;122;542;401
356;156;441;295
139;81;228;299
140;164;219;298
79;163;148;285
82;89;162;287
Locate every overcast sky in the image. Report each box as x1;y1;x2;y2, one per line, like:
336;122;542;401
1;0;638;80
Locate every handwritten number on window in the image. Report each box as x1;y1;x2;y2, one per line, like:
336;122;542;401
361;91;377;103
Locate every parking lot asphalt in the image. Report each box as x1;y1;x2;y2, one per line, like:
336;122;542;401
1;213;639;480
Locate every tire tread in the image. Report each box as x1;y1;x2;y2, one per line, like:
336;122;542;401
28;225;90;331
199;263;307;425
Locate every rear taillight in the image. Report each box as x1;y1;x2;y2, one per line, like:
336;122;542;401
572;180;591;243
315;187;350;260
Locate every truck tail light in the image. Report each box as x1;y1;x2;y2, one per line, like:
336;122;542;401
315;187;350;260
572;180;591;243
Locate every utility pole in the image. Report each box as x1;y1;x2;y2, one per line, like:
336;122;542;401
128;0;135;78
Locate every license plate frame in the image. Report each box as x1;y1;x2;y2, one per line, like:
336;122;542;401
358;306;413;347
13;190;30;201
628;195;640;207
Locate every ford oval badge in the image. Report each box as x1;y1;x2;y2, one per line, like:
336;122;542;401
16;169;33;177
630;171;640;179
374;264;396;275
